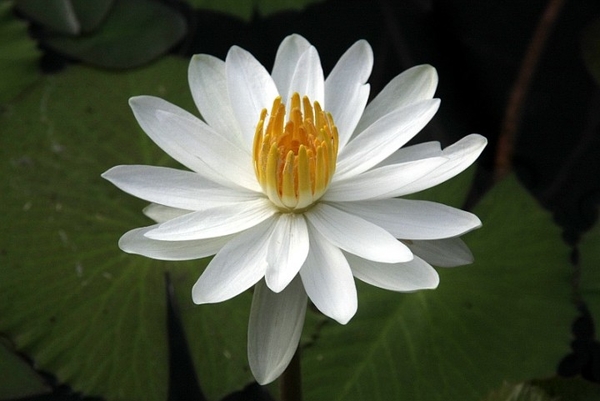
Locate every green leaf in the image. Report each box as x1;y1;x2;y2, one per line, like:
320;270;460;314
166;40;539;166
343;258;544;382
481;382;555;401
0;338;50;399
255;0;325;18
579;211;600;328
188;0;253;20
15;0;80;34
45;0;186;69
0;1;42;104
70;0;116;33
302;176;575;401
0;58;252;401
187;0;325;21
582;17;600;86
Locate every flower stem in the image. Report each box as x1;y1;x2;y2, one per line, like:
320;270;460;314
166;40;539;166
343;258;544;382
494;0;565;180
280;348;302;401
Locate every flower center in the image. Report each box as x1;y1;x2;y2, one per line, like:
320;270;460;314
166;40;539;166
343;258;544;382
253;93;339;212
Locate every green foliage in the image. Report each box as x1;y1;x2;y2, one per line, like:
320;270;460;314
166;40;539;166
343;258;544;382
187;0;325;21
15;0;115;34
481;382;555;401
15;0;80;34
302;176;575;401
0;59;252;401
0;1;41;104
580;211;600;332
44;0;186;69
0;338;50;399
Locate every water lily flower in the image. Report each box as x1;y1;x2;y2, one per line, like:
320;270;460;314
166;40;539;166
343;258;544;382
102;34;486;384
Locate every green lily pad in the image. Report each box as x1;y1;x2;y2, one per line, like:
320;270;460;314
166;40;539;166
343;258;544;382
302;176;575;401
0;58;252;401
579;211;600;329
481;382;554;401
0;338;50;399
255;0;325;17
70;0;116;33
15;0;80;34
188;0;325;21
0;1;42;104
45;0;186;69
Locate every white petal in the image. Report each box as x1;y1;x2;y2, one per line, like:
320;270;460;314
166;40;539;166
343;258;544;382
145;198;276;241
299;229;357;324
305;203;412;263
143;204;192;223
335;99;440;180
324;157;447;202
192;218;276;304
376;141;442;166
287;46;324;107
265;214;310;293
346;253;439;292
129;96;207;174
394;134;488;194
119;225;231;260
325;39;372;150
407;237;474;267
226;46;279;150
102;165;257;211
129;96;259;191
334;198;482;240
188;54;242;145
355;64;438;134
272;34;312;99
248;277;307;385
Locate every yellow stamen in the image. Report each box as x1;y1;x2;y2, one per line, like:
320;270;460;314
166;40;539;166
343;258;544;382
253;93;339;212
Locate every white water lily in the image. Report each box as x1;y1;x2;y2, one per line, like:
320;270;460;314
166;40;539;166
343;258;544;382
102;34;486;384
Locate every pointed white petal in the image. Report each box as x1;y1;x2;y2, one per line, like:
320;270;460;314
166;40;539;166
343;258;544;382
324;157;447;202
248;277;307;385
346;252;439;292
129;96;209;174
226;46;279;150
119;225;231;260
272;34;312;99
145;198;276;241
325;39;372;150
335;99;440;180
305;203;412;263
396;134;487;194
334;198;482;240
143;204;192;224
375;141;442;166
129;96;260;191
300;228;357;324
265;214;310;293
192;218;276;304
407;237;474;267
355;64;438;134
102;165;257;210
188;54;242;145
287;46;324;106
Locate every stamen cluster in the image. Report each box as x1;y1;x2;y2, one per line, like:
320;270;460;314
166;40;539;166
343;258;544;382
253;93;339;211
